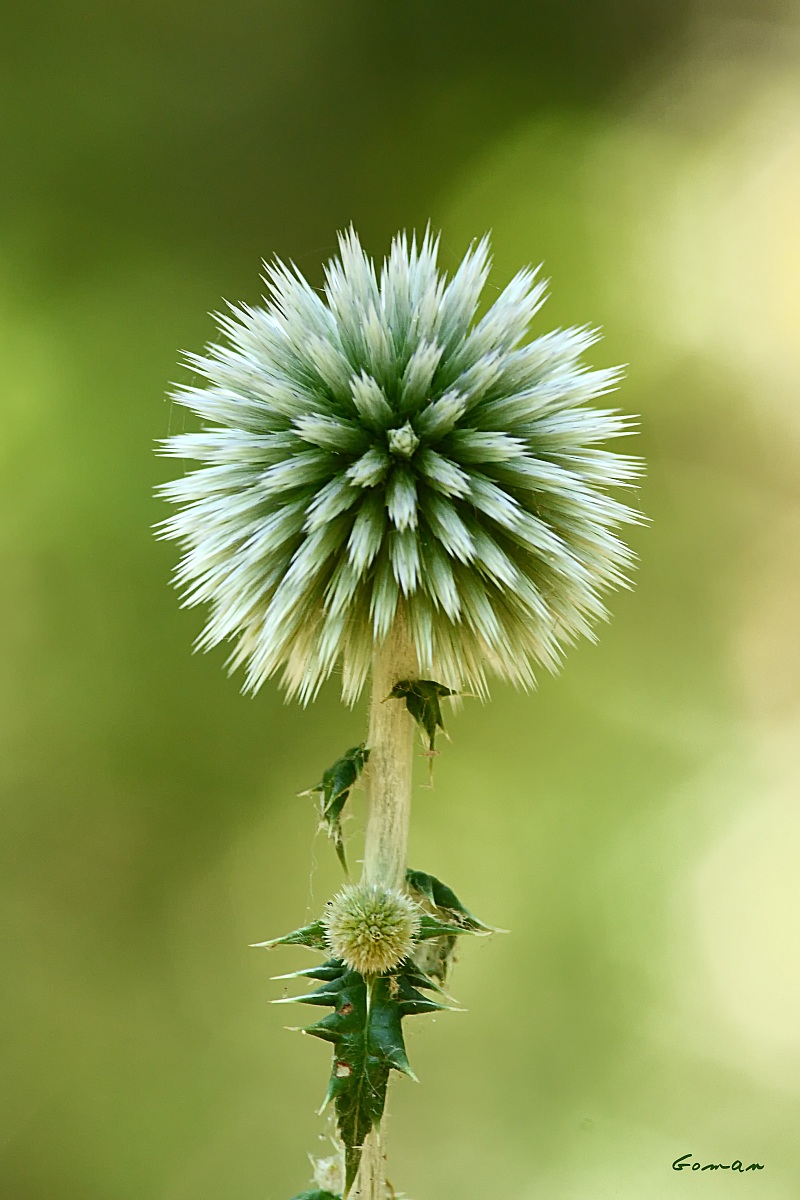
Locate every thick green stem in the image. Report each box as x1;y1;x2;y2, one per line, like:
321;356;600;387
352;619;417;1200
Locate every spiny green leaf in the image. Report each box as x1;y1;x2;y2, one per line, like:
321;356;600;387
406;868;497;984
387;962;451;1016
272;963;344;983
415;913;479;940
299;744;370;872
406;869;496;934
306;970;406;1193
251;920;327;951
289;960;444;1195
388;679;454;752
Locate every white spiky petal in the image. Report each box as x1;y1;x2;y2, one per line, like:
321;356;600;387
159;227;641;703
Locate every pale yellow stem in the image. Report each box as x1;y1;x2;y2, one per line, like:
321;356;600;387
362;618;417;892
351;1129;384;1200
352;618;418;1200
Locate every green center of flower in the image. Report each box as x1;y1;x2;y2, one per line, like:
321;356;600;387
387;422;419;459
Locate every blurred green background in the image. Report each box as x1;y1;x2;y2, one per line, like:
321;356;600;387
3;2;800;1197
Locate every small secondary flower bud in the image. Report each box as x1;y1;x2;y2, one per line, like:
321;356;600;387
322;882;421;975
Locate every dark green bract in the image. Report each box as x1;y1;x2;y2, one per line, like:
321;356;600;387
300;744;369;872
389;678;454;752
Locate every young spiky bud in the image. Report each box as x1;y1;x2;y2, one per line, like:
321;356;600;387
322;883;421;975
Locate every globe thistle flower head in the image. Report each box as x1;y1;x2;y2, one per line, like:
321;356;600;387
322;883;421;976
159;227;642;703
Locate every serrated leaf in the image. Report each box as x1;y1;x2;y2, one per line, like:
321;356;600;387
251;920;327;951
406;869;496;934
406;868;497;985
272;963;344;982
415;913;479;941
300;744;370;872
288;960;440;1196
388;679;454;753
388;964;450;1017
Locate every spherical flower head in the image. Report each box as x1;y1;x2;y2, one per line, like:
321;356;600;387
159;227;642;703
322;883;421;976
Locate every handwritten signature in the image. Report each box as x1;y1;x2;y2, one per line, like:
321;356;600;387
673;1153;764;1173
